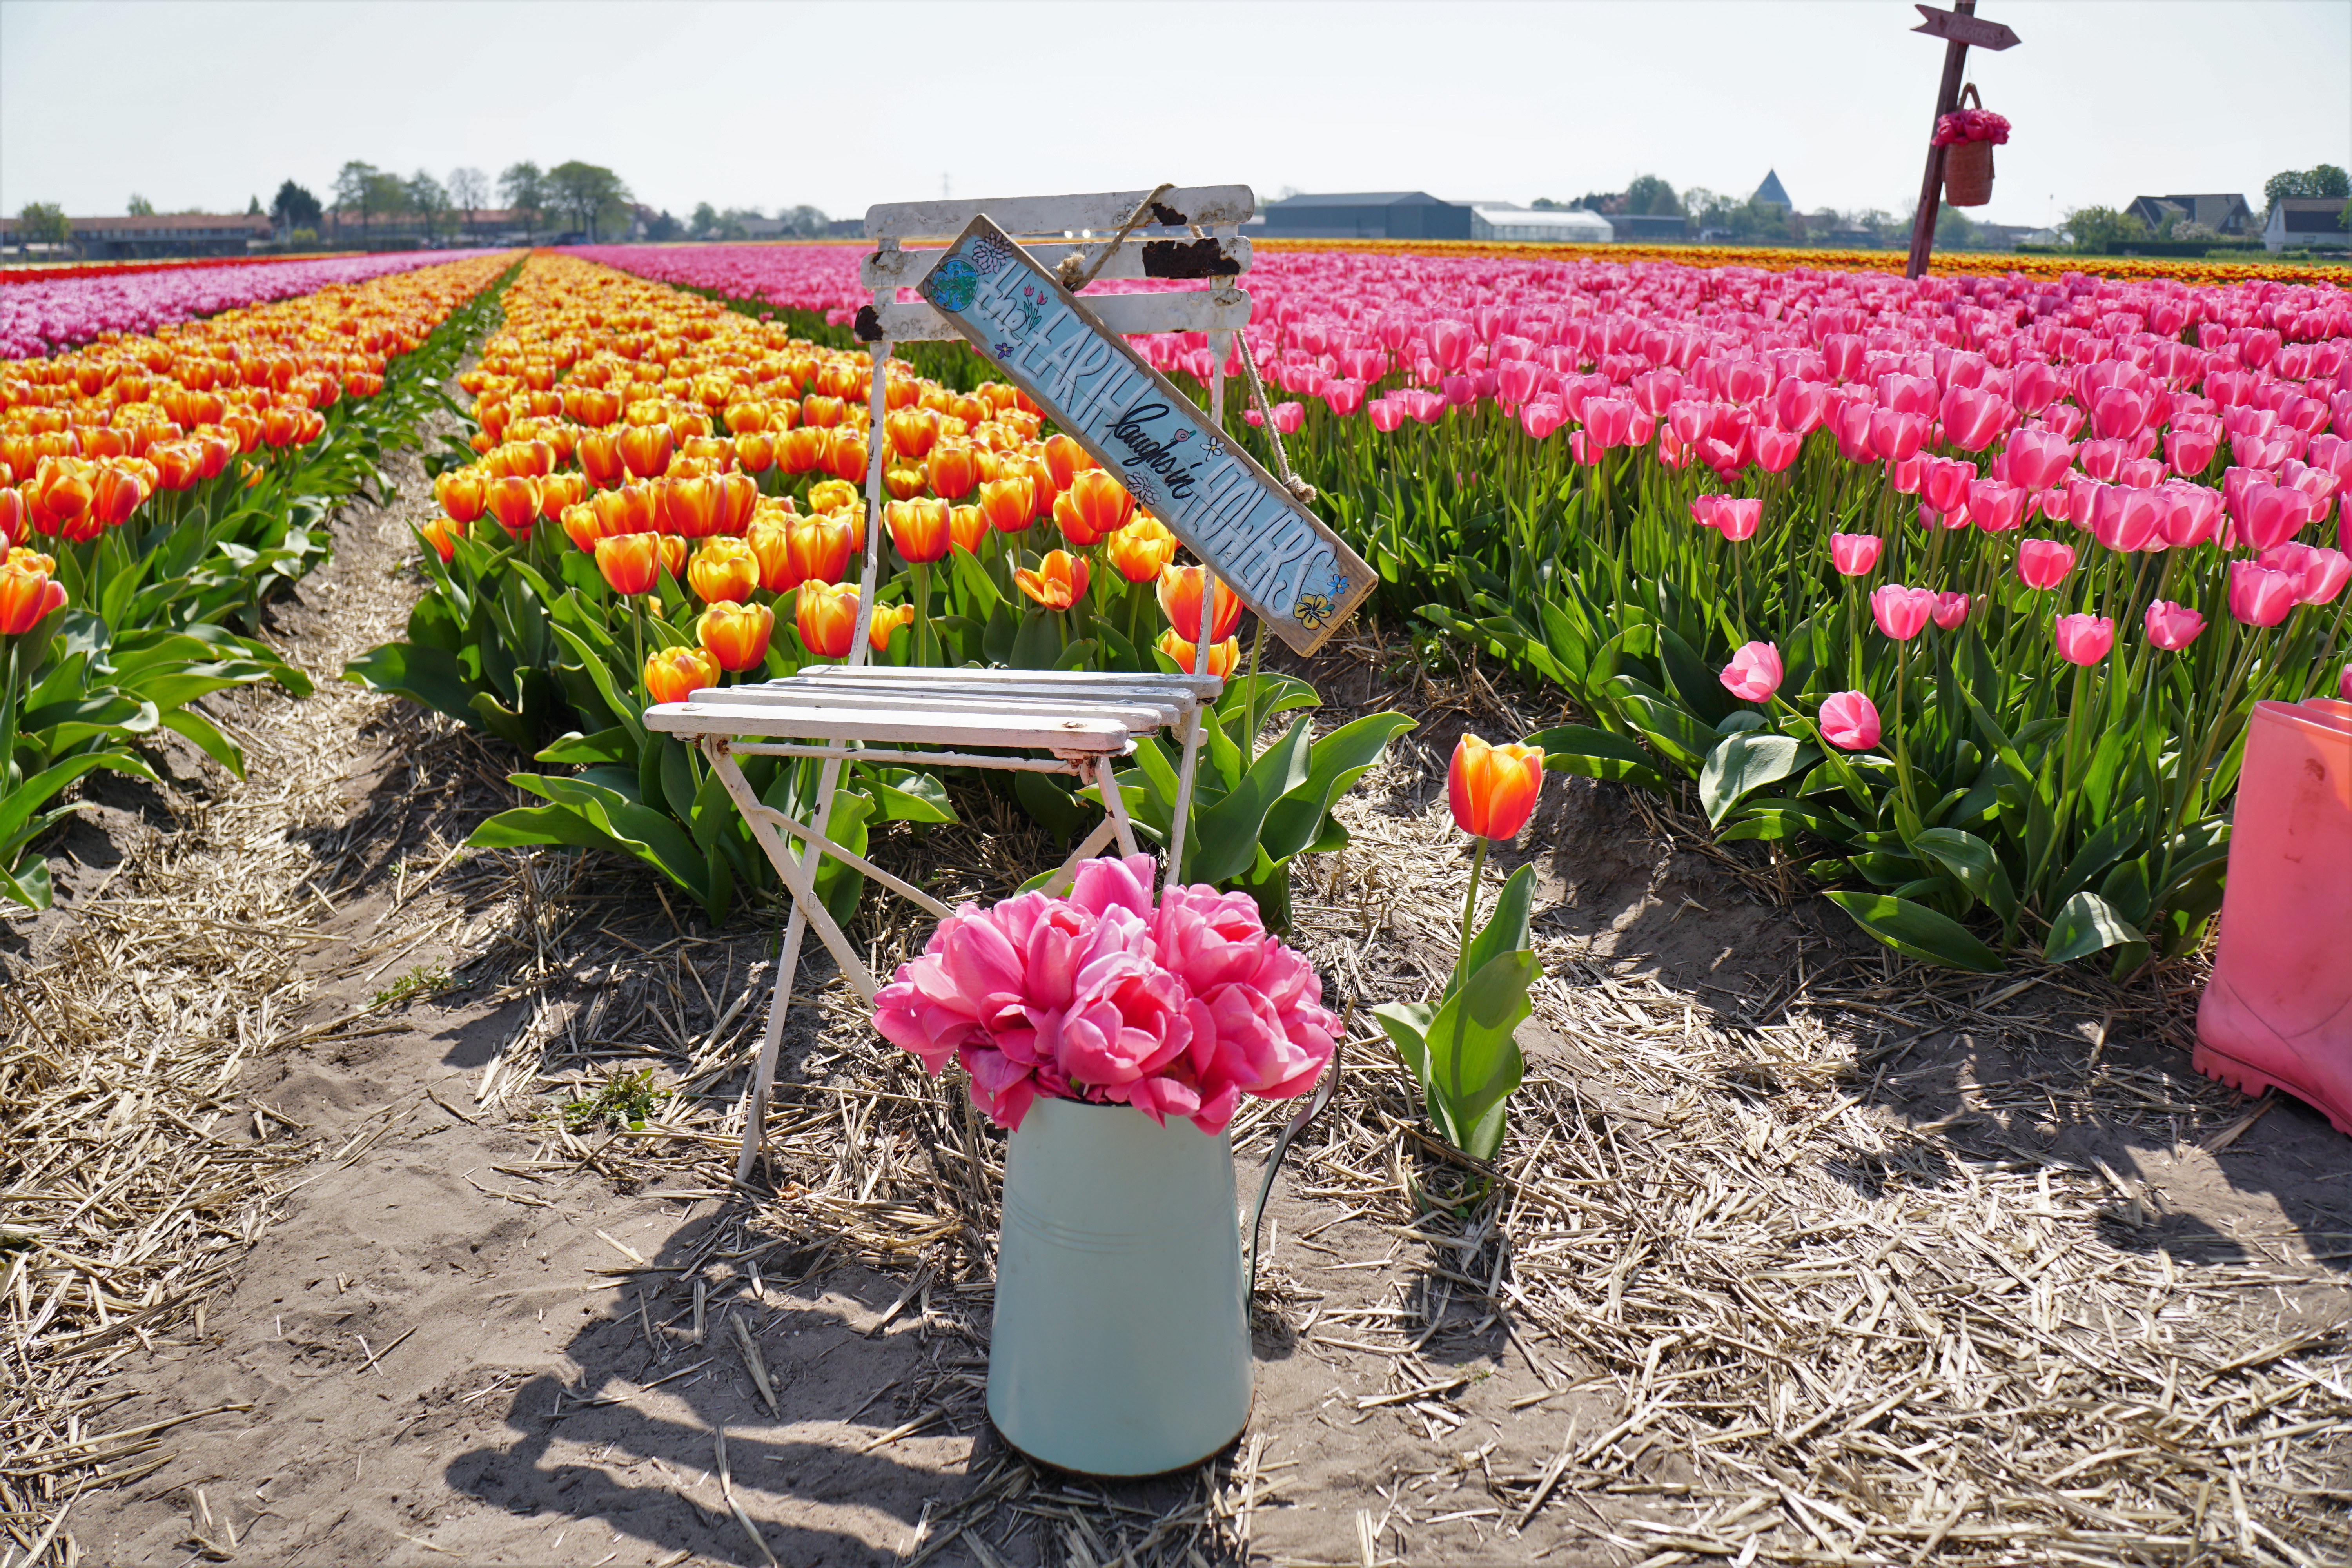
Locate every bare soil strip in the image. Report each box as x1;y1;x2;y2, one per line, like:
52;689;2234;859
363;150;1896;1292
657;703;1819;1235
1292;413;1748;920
5;415;2347;1568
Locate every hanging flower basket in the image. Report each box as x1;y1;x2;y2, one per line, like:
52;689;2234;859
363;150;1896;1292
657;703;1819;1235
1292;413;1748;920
1936;85;2009;208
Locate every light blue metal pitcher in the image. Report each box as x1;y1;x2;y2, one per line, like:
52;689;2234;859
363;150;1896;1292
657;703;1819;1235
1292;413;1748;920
987;1046;1341;1477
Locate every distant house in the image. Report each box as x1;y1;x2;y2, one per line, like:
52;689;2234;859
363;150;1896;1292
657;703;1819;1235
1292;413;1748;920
826;218;866;239
1255;192;1473;241
0;212;270;260
1468;205;1612;244
2264;196;2350;252
1604;212;1691;243
2124;193;2254;238
1752;170;1793;211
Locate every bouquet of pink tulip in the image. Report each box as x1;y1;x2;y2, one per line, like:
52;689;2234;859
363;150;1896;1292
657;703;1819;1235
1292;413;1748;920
1932;107;2011;146
875;855;1339;1134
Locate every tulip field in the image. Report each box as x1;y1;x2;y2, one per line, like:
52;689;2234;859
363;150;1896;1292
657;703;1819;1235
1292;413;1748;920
315;241;2352;981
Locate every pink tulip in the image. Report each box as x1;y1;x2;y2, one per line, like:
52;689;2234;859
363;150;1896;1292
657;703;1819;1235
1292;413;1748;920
1368;397;1404;434
2032;486;2073;525
1818;691;1882;751
1322;379;1366;418
1519;400;1565;440
1931;592;1971;630
2004;426;2076;490
1886;455;1925;495
2143;599;2206;650
2157;482;2223;548
1752;428;1803;472
2230;481;2307;552
1940;385;2011;452
1830;532;1884;576
2227;559;2300;627
2053;613;2115;666
1428;318;1472;372
1922;456;1976;515
1719;641;1783;702
1870;583;1936;641
2011;360;2061;414
2016;537;2077;590
1870;408;1928;462
1715;498;1762;541
2257;542;2352;605
1967;479;2026;533
1585;398;1635;448
1771;377;1826;435
2090;485;2164;553
2090;387;2151;441
2166;428;2218;477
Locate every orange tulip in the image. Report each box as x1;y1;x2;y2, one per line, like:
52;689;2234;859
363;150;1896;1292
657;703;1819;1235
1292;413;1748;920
657;534;689;582
723;400;770;436
778;425;826;474
644;643;719;704
884;465;928;502
1044;432;1095;492
0;552;68;634
926;442;979;501
688;536;760;603
484;475;541;538
866;600;916;653
577;428;628;488
886;498;951;564
1057;468;1134;546
795;580;858;658
559;501;603;553
662;474;719;538
787;514;855;589
617;423;673;479
564;386;621;427
1155;629;1240;679
436;467;488;523
596;533;662;596
150;440;206;492
592;482;659;537
806;478;860;517
886;407;940;460
800;394;845;428
1447;733;1545;842
1157;563;1242;642
697;600;774;673
421;515;464;563
1105;518;1180;583
949;504;987;555
490;439;556;479
537;471;588;522
976;476;1032;534
29;457;95;537
1014;549;1091;611
826;429;869;484
89;465;147;529
734;431;777;474
0;490;28;550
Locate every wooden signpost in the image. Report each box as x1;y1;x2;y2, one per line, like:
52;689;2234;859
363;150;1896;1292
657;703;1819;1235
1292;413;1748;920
1905;0;2020;281
914;214;1375;655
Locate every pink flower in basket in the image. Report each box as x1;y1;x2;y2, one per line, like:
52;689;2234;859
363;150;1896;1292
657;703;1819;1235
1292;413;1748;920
1932;107;2011;147
874;856;1339;1134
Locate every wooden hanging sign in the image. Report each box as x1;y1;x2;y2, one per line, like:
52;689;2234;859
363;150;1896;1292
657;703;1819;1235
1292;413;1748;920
1911;4;2019;49
914;214;1374;655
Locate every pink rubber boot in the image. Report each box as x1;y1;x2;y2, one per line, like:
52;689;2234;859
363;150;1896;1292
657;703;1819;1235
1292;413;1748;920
2195;700;2352;1134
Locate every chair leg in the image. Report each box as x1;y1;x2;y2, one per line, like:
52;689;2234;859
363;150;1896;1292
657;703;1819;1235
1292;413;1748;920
1097;755;1141;857
736;898;811;1187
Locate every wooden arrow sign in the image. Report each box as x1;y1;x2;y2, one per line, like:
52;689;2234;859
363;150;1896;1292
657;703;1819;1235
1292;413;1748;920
1913;4;2019;49
915;214;1374;655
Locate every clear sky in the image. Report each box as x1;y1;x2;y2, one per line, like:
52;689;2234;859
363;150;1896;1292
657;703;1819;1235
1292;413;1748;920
2;0;2346;232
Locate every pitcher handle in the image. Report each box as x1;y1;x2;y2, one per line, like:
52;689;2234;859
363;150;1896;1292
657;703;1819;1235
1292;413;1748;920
1247;1036;1342;1303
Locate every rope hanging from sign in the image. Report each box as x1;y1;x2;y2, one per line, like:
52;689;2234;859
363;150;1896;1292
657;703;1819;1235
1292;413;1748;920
1233;332;1317;506
1054;182;1175;293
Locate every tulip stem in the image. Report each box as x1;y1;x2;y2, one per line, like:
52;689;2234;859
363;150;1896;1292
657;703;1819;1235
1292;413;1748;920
1458;835;1490;976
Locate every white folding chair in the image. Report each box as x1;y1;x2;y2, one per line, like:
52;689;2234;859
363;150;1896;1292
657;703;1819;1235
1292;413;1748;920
645;188;1257;1182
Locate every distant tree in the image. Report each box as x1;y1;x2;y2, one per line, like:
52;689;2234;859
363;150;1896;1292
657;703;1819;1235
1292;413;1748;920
246;195;263;216
499;161;546;239
271;180;322;232
1623;174;1682;217
1934;203;1978;249
690;201;719;239
644;209;685;242
2265;164;2352;209
546;160;631;240
779;204;829;237
15;201;69;249
2342;198;2352;233
127;194;156;216
2062;205;2149;252
1530;197;1562;211
407;169;452;239
448;167;489;236
333;160;382;240
361;171;409;238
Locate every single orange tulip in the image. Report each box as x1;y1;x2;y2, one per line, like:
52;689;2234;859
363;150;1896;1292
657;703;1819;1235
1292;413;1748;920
884;465;928;502
484;475;541;538
1058;468;1135;546
490;439;556;479
0;490;29;550
597;533;661;595
886;407;940;461
697;600;774;672
657;534;690;581
1044;433;1095;492
826;429;869;484
564;386;621;428
926;442;980;501
806;477;860;517
150;440;206;492
710;472;758;536
688;536;760;603
662;474;719;538
800;394;845;429
421;515;464;563
1447;733;1546;842
0;552;68;634
1155;629;1240;679
89;465;147;528
1016;455;1058;522
436;467;488;523
778;425;826;474
537;471;588;522
1158;564;1243;642
787;514;855;589
577;429;628;488
795;580;859;658
866;600;916;653
976;476;1032;534
592;482;659;537
617;423;673;479
643;644;719;704
29;457;96;536
735;432;777;474
559;501;603;554
949;504;987;555
723;401;770;436
948;392;988;426
1014;549;1091;611
886;498;951;564
1105;519;1180;583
